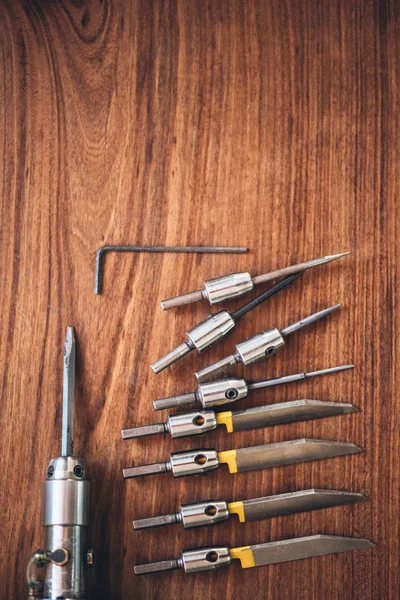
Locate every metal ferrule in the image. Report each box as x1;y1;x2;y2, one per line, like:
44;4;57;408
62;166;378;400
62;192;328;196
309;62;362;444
170;449;219;477
236;328;285;366
187;311;235;352
180;546;231;573
168;411;217;438
43;457;89;527
204;272;253;304
41;456;90;600
180;500;229;528
198;378;249;407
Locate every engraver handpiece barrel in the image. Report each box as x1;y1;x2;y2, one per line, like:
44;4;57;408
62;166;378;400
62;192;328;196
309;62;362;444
160;252;350;310
151;272;302;374
151;364;354;411
195;304;342;382
26;327;91;599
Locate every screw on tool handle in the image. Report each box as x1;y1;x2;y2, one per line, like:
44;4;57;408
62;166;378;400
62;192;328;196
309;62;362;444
152;378;249;411
152;272;303;374
153;366;354;413
195;304;343;381
160;252;350;309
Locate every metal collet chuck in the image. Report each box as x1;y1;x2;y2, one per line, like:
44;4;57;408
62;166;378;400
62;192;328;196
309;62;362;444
26;327;92;599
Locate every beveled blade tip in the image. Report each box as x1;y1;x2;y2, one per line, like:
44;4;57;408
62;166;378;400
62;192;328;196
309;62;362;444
65;325;75;341
247;534;373;567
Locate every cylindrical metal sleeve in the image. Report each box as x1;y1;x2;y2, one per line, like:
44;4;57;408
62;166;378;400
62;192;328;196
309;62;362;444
198;378;249;407
187;311;235;352
170;449;219;477
42;525;87;599
42;479;90;527
204;272;253;304
236;328;285;365
181;546;231;573
168;411;217;438
180;500;229;528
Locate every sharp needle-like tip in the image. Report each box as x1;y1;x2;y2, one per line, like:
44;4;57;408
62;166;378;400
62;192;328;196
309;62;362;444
325;251;351;261
281;304;342;337
306;364;354;378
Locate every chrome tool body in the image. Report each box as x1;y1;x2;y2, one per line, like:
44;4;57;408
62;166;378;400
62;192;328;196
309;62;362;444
123;438;360;480
134;534;372;575
151;272;303;373
160;252;349;310
196;304;342;382
133;488;366;530
122;400;357;440
26;328;91;599
152;365;353;411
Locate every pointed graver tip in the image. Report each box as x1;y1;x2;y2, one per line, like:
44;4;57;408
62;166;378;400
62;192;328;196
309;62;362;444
327;251;351;260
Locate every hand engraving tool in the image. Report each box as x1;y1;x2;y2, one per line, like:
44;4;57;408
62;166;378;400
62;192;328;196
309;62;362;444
26;327;92;599
122;400;357;440
94;244;248;294
122;438;361;480
134;534;373;575
151;271;303;374
152;364;353;411
160;252;350;310
196;304;342;382
133;488;366;530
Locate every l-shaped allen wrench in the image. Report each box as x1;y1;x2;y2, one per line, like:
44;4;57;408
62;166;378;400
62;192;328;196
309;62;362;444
94;245;248;295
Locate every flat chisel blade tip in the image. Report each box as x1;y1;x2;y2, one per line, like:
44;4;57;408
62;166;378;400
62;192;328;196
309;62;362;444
247;535;373;567
62;326;76;457
231;438;362;473
238;488;367;522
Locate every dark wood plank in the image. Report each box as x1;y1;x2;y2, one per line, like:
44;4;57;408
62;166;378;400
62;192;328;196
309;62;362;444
0;1;398;598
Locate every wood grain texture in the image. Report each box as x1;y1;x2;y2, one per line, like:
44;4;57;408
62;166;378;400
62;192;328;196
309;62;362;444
0;1;398;598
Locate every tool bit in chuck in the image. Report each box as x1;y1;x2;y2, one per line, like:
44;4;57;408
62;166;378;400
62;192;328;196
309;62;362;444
133;489;366;530
152;364;354;411
26;327;92;600
134;534;372;575
160;252;350;310
62;326;76;457
196;304;342;382
151;272;303;373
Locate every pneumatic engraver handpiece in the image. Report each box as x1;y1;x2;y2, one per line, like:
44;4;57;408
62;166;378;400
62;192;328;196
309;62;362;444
26;328;92;599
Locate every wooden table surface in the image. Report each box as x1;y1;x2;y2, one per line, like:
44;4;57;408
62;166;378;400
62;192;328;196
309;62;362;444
1;1;399;598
